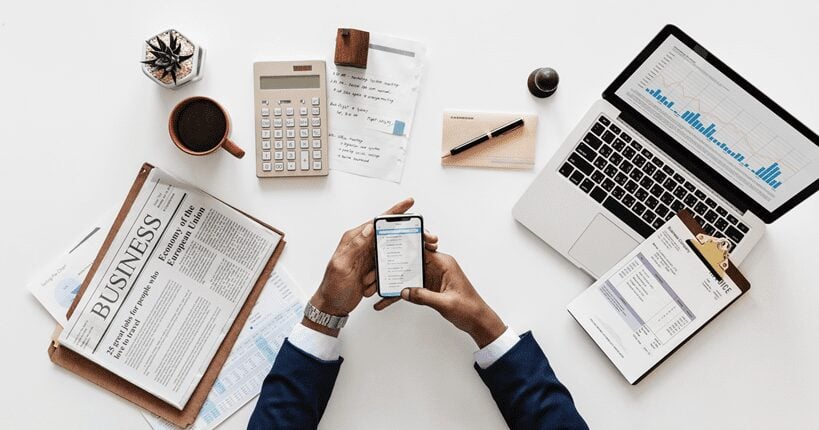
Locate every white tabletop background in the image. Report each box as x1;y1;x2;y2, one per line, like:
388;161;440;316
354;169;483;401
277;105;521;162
1;0;817;428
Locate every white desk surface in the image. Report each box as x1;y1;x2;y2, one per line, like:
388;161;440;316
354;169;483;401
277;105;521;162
2;1;817;428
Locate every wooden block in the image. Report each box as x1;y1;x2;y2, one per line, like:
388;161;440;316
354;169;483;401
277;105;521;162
334;28;369;69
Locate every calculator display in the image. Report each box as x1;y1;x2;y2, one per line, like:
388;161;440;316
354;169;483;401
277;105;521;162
260;75;320;90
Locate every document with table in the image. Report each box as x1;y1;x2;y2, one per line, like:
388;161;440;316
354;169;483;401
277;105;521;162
567;212;750;384
57;166;282;409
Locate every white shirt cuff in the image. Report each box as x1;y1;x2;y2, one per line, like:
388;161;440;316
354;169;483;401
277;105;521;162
287;323;341;361
474;327;520;369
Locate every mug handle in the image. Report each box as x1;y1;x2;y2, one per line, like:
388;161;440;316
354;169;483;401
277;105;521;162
221;138;245;159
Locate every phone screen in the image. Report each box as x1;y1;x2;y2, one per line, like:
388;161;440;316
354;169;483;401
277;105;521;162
375;216;424;297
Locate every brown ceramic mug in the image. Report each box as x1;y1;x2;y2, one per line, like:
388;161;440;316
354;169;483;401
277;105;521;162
168;96;245;158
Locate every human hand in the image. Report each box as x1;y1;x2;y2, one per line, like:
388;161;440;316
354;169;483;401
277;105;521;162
375;252;506;348
305;198;438;337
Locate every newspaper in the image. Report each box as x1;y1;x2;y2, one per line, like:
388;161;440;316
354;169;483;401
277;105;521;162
58;167;282;409
143;267;304;430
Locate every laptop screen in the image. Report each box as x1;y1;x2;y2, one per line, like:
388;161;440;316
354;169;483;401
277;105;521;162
613;33;819;214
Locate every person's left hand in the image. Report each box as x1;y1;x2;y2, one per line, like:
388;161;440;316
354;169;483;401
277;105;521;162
305;197;438;336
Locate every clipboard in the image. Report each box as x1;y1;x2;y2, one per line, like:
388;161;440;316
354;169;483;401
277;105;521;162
47;163;286;428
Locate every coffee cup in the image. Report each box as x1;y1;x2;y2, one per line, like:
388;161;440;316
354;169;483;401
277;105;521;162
168;96;245;158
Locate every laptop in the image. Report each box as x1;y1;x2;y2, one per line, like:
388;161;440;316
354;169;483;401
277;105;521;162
513;25;819;278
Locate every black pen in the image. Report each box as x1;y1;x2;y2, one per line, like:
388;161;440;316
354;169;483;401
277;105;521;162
442;118;525;158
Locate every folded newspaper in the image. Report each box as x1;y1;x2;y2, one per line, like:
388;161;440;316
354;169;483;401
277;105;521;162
57;167;282;410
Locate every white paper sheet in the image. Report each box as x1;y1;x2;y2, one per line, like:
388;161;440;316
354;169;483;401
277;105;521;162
142;267;304;430
328;33;426;182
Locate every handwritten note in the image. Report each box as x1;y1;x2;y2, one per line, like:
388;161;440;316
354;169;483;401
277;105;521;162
328;34;425;182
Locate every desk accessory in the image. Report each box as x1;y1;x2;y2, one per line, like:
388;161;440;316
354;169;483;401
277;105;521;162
253;61;329;177
334;28;370;68
527;67;559;98
441;111;538;169
141;29;204;89
168;96;244;158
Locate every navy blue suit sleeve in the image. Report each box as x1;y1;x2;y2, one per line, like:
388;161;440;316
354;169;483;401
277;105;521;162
248;338;342;430
475;331;587;430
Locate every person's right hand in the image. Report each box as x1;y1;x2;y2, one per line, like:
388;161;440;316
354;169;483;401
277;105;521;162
375;252;507;348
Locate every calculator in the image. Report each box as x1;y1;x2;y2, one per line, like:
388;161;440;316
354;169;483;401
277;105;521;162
253;61;328;177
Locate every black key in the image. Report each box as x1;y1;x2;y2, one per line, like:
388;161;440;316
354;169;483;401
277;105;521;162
604;165;617;177
673;173;684;183
639;176;653;189
738;223;749;233
622;194;636;208
662;165;674;176
568;153;594;175
580;178;594;193
602;131;616;143
650;184;664;196
645;196;659;209
621;133;632;143
684;194;697;207
622;147;636;159
583;133;603;149
625;180;638;193
619;161;633;174
609;123;621;134
705;197;717;208
591;170;604;184
629;169;644;181
590;186;607;203
663;178;677;191
559;163;574;177
671;200;685;212
643;163;657;176
694;202;708;215
591;123;605;136
610;153;623;166
612;186;625;199
615;172;628;185
603;197;653;238
664;211;675;221
660;192;675;205
593;156;607;169
716;206;728;217
612;138;626;151
673;186;688;200
599;116;611;126
652;218;665;229
569;170;584;185
726;226;745;243
651;157;664;167
642;211;657;224
632;202;646;215
695;190;706;200
695;215;706;227
655;204;669;217
602;178;615;191
652;170;667;183
576;143;597;162
630;140;643;151
683;181;695;192
633;155;646;168
641;148;653;159
635;188;648;201
727;214;739;224
703;223;716;235
600;144;613;157
715;218;728;231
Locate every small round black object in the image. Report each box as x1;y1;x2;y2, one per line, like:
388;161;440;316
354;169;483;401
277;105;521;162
528;67;559;98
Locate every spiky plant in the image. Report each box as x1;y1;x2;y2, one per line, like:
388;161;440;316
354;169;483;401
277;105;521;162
142;31;192;84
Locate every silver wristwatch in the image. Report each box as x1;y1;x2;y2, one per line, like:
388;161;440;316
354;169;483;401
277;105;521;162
303;302;348;329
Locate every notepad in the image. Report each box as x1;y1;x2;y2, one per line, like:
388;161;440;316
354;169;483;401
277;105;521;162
441;111;538;169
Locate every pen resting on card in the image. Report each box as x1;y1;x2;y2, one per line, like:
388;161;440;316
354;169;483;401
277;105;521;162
442;118;525;158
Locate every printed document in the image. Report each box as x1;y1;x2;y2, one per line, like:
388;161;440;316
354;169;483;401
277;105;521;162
327;33;426;182
58;167;282;409
143;267;304;430
567;216;743;383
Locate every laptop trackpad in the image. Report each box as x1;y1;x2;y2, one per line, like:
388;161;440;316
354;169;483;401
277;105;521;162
569;214;639;278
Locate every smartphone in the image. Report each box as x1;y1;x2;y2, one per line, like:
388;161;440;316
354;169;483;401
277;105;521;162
374;214;425;298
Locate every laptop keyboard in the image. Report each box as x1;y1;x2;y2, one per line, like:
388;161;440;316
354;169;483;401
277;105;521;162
559;115;749;248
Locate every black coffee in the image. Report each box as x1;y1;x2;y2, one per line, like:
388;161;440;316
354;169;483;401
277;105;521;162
174;99;227;152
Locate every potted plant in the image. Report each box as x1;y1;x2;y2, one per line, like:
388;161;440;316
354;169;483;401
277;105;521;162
141;29;204;89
